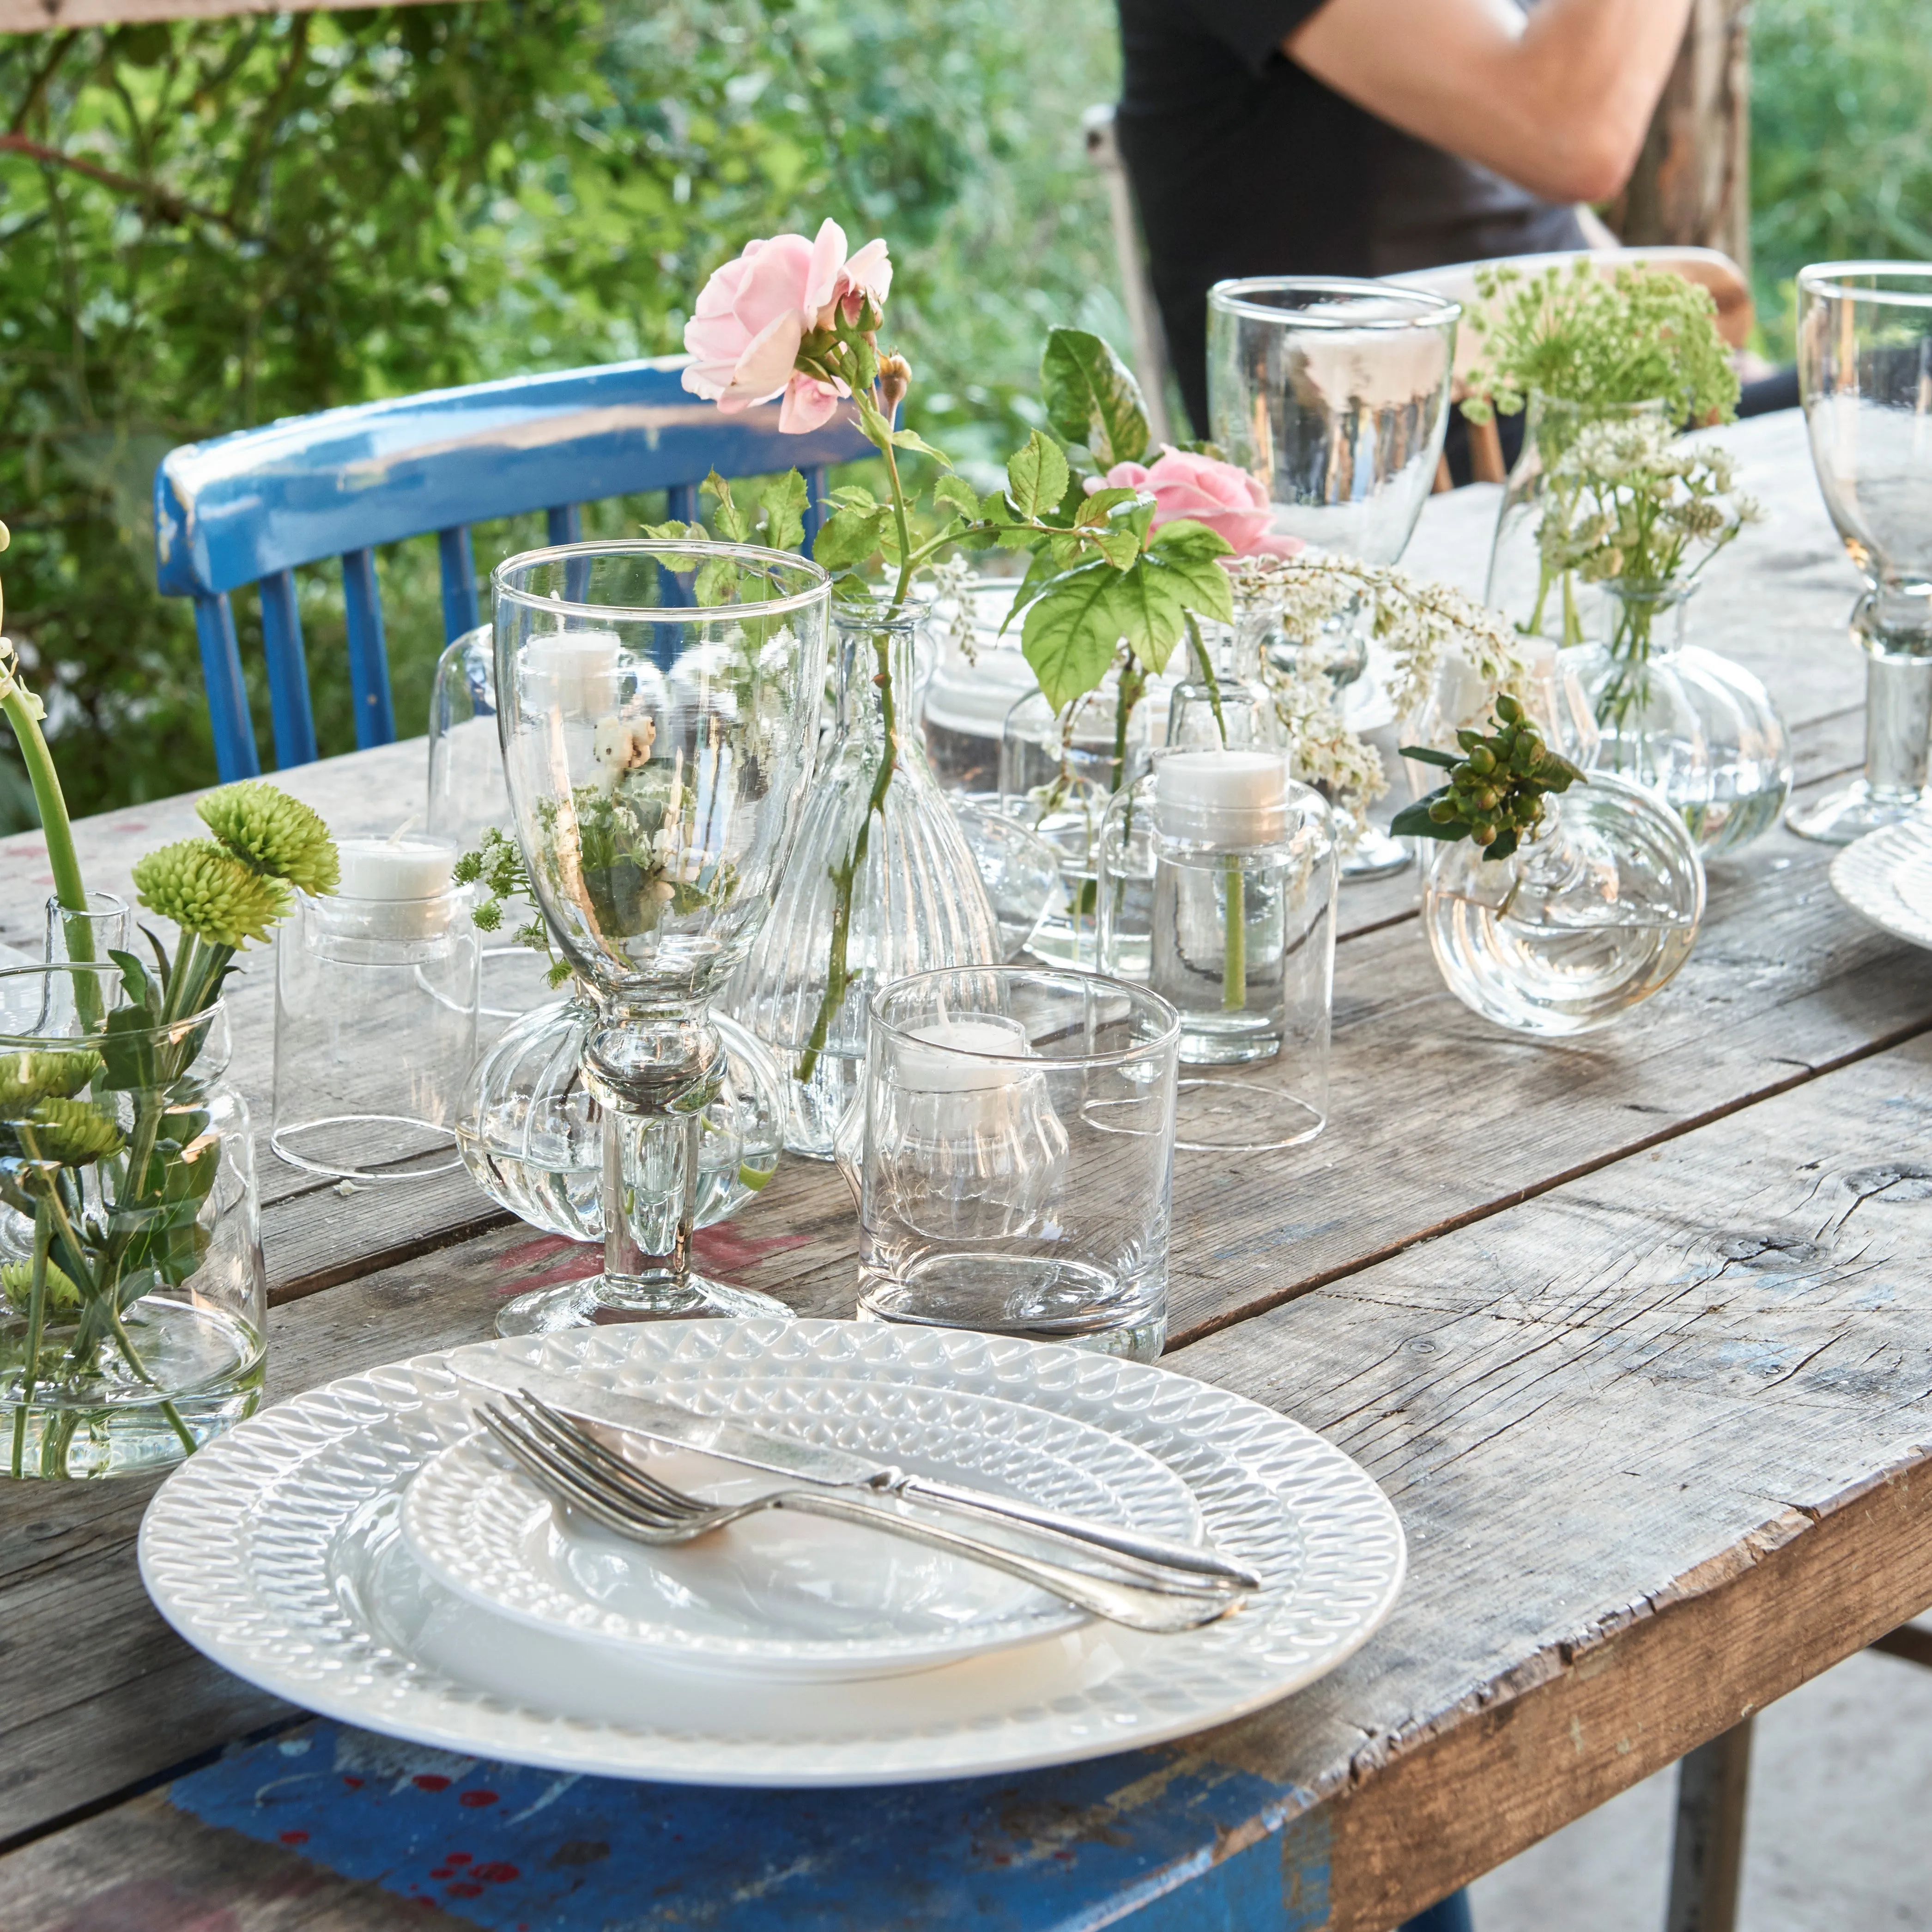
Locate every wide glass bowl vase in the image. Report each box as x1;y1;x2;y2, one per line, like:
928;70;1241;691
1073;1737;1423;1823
1565;581;1792;856
491;540;830;1332
0;963;265;1478
725;602;1001;1159
1788;263;1932;843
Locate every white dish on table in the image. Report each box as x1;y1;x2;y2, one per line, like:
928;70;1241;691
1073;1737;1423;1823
400;1374;1201;1679
139;1320;1405;1788
1831;816;1932;948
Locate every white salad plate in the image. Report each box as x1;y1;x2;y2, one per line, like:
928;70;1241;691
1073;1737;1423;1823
139;1320;1405;1788
1831;816;1932;949
400;1374;1202;1679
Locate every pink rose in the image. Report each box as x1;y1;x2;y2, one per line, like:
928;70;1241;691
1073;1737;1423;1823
1090;448;1301;558
681;219;893;435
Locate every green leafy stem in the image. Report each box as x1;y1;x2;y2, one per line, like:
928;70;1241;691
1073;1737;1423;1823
1390;696;1585;863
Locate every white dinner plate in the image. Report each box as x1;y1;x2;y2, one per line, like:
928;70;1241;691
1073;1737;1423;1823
1831;816;1932;948
139;1320;1405;1788
400;1373;1202;1679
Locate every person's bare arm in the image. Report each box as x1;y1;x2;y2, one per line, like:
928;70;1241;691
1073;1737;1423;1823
1284;0;1693;203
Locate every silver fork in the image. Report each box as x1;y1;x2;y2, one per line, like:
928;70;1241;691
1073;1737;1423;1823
476;1393;1249;1637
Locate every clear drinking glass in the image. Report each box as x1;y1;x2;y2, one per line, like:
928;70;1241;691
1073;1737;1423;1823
45;891;130;968
494;539;830;1331
271;840;480;1181
1207;276;1460;877
850;966;1180;1362
1789;263;1932;843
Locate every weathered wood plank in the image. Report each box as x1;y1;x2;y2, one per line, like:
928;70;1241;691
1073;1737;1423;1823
3;1024;1928;1925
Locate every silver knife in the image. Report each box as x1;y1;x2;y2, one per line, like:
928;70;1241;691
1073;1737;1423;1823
449;1352;1260;1590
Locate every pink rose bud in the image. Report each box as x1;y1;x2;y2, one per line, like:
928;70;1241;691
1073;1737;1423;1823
1090;447;1302;558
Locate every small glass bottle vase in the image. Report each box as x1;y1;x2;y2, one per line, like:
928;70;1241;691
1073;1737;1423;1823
725;606;1002;1158
1566;581;1792;856
0;963;265;1478
1423;771;1705;1036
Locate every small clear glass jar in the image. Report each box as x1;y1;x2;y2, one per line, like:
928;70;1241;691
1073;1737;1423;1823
920;578;1040;797
1099;749;1336;1150
272;839;480;1181
45;891;130;968
0;963;264;1478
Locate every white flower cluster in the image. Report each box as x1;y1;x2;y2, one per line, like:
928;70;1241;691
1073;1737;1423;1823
1230;557;1529;825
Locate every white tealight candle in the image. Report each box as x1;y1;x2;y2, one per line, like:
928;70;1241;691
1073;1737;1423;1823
894;1016;1032;1092
335;837;457;902
521;630;622;716
1154;750;1292;842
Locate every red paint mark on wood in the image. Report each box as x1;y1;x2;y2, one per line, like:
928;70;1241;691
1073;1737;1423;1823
412;1774;452;1793
458;1788;499;1808
342;1775;364;1788
497;1248;601;1297
446;1881;485;1898
497;1232;583;1270
430;1869;452;1880
473;1862;521;1883
443;1853;471;1865
279;1829;310;1846
691;1224;811;1272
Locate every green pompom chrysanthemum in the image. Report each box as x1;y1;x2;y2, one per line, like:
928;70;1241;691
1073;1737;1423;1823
1;1256;80;1311
18;1097;124;1167
0;1049;101;1114
133;840;291;949
197;781;339;896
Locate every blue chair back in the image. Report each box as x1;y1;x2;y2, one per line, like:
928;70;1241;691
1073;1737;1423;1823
152;355;871;780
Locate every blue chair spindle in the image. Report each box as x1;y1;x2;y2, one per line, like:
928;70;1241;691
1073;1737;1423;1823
256;570;318;769
437;526;480;643
154;356;872;779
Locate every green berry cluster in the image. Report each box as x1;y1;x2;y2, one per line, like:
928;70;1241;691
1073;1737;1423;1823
1391;695;1585;863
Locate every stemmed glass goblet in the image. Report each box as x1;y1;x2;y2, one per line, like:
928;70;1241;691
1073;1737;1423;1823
1788;263;1932;844
1205;277;1460;877
492;540;831;1333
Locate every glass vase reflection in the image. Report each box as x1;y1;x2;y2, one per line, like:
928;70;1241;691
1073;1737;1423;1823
492;540;830;1331
458;994;783;1242
1565;581;1791;856
724;603;1000;1160
1789;263;1932;843
1423;772;1704;1036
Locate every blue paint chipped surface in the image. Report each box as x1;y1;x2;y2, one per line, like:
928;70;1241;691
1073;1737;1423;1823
170;1720;1325;1930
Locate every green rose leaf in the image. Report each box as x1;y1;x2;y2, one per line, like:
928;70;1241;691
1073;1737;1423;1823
933;474;981;520
701;471;751;545
1104;526;1235;674
888;427;952;469
812;503;890;571
1021;562;1124;710
1147;516;1236;571
1040;327;1151;470
1005;430;1072;522
829;485;878;512
1091;526;1142;570
1075;485;1143;528
759;470;809;554
692;556;739;606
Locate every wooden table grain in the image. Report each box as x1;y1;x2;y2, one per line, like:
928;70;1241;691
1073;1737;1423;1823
1;408;1927;1932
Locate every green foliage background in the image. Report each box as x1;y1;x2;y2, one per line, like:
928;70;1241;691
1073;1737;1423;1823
0;0;1923;825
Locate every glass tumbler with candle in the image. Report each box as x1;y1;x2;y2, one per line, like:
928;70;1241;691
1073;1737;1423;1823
494;540;829;1330
1099;749;1336;1151
271;837;480;1181
848;965;1180;1362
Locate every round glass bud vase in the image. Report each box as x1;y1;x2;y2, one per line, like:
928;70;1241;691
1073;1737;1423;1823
458;994;784;1241
1422;772;1705;1036
725;604;1001;1159
1485;396;1672;646
1564;582;1792;856
0;963;265;1479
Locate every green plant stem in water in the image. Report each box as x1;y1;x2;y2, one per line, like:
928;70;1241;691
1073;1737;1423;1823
1222;858;1245;1010
2;690;87;933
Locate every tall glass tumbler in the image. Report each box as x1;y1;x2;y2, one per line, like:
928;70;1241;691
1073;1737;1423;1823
1206;277;1460;876
853;966;1180;1362
1788;263;1932;843
493;540;830;1332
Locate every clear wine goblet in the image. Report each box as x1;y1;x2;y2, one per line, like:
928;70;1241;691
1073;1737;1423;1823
1788;263;1932;844
1205;276;1460;877
492;540;831;1333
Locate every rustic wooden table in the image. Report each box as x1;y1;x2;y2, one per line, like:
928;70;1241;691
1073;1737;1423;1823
2;408;1928;1932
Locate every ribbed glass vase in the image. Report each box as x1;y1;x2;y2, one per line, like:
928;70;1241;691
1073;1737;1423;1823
724;605;1001;1157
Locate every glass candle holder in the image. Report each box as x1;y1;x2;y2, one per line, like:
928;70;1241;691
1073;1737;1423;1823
1099;749;1336;1151
1789;262;1932;843
272;837;480;1181
848;966;1180;1362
